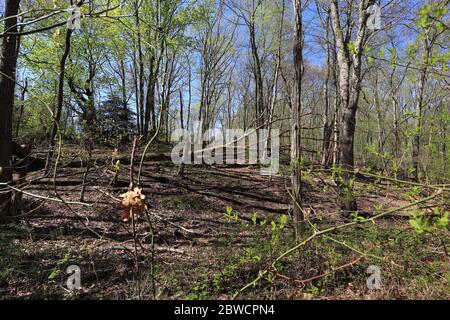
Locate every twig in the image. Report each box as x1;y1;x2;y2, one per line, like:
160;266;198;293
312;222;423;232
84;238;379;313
311;167;449;191
145;209;157;299
0;183;94;207
276;253;367;285
128;136;141;298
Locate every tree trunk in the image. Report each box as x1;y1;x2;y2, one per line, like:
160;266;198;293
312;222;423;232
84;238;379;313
291;0;304;236
46;28;73;172
132;47;141;134
373;73;387;172
15;78;27;137
135;0;145;136
412;62;427;182
330;0;374;214
321;12;332;167
0;0;21;217
249;24;264;129
177;89;185;176
120;57;128;135
330;0;355;212
145;56;156;136
264;1;284;163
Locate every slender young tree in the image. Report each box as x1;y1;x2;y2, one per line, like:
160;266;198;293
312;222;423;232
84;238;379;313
45;26;74;172
291;0;304;235
411;0;447;182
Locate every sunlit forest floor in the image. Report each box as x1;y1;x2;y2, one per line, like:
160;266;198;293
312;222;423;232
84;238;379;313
1;143;449;299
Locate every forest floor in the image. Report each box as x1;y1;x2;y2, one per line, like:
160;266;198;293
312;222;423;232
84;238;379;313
1;143;449;300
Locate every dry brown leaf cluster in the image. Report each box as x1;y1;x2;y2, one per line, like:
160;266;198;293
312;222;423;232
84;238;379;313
119;187;146;222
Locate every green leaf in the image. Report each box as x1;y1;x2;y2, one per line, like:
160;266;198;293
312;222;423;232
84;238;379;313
436;211;449;229
115;160;121;170
409;219;425;234
48;268;59;280
251;212;258;225
347;41;357;55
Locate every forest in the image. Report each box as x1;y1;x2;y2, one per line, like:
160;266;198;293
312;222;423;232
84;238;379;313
0;0;449;300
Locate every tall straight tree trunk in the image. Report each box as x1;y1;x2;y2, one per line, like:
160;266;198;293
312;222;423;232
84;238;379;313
389;66;400;164
162;54;175;142
145;56;156;135
14;23;25;138
177;89;186;176
373;73;387;172
132;53;141;134
412;61;428;182
247;16;264;162
249;24;264;128
119;57;128;135
321;12;332;167
15;78;27;137
45;28;74;172
264;0;284;162
291;0;304;236
135;0;145;136
0;0;21;216
330;30;340;167
186;57;192;130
